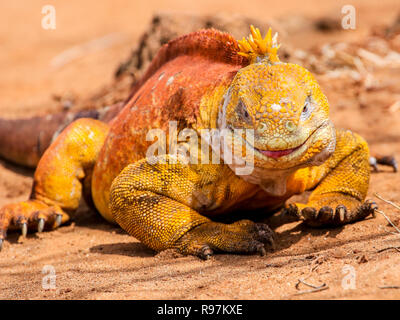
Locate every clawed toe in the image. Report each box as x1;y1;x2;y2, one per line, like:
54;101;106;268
301;207;318;220
37;218;45;233
283;204;301;219
254;223;276;250
370;156;398;172
199;245;214;260
55;214;63;227
176;220;277;258
259;246;267;256
290;198;378;227
301;205;348;226
335;205;347;222
358;199;378;218
21;221;28;237
0;200;69;251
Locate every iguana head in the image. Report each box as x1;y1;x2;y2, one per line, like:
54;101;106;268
219;26;336;172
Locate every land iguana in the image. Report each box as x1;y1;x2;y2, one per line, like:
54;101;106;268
0;27;397;258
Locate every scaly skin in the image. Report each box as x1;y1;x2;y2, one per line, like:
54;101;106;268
0;27;377;257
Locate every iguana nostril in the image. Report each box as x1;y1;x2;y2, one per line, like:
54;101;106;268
258;122;268;132
285;120;296;132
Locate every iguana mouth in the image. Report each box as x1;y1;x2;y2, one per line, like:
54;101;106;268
255;143;304;159
253;121;328;159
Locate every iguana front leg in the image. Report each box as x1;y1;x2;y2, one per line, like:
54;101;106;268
110;156;275;259
0;118;109;249
285;129;377;227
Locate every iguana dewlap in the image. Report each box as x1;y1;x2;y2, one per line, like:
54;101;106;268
0;27;378;258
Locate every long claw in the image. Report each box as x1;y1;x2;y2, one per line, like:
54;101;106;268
21;222;27;237
268;239;276;251
336;205;347;222
55;214;62;227
38;218;45;233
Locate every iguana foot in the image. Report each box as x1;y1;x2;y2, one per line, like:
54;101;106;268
174;219;275;259
0;200;69;250
284;199;377;227
370;156;398;172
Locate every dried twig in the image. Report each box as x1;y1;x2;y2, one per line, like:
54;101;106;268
295;278;326;290
293;284;329;296
358;49;400;68
358;49;388;67
375;193;400;212
379;285;400;289
309;255;325;273
375;209;400;235
292;255;329;296
377;246;400;253
373;194;400;235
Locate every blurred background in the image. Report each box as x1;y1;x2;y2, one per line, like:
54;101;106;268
1;0;399;117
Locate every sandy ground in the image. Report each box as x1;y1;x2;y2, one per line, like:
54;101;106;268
1;0;400;300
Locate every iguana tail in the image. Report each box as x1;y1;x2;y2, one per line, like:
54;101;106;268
0;103;123;168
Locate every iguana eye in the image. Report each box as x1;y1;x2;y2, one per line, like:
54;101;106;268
237;100;252;123
300;98;313;121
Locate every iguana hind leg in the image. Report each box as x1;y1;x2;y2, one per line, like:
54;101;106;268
285;129;377;227
0;118;109;249
110;156;275;259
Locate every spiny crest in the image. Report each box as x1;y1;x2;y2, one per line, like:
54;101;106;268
237;25;280;65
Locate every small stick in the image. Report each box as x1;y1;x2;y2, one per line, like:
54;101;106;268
309;255;324;273
375;193;400;212
377;246;400;253
379;285;400;289
296;278;326;290
293;284;329;296
375;209;400;235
